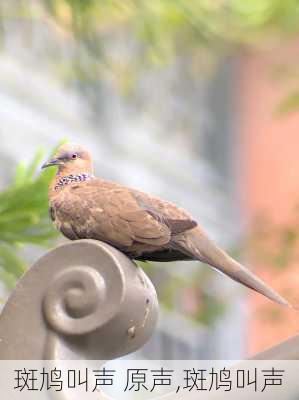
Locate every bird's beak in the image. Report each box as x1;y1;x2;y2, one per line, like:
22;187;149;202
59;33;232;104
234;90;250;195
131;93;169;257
41;158;63;169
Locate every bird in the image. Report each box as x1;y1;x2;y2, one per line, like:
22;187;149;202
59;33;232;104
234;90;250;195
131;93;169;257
42;143;293;308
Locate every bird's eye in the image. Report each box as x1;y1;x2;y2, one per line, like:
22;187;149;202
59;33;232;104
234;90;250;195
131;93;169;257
71;153;78;159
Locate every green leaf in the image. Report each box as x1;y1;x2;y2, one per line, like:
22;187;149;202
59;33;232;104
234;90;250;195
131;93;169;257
276;90;299;115
0;243;26;279
0;146;61;291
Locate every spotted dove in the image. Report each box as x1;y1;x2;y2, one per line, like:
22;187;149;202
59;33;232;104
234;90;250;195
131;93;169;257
42;143;293;308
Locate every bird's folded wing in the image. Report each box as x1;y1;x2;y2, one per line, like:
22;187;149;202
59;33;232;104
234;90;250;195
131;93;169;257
131;190;197;235
56;181;197;247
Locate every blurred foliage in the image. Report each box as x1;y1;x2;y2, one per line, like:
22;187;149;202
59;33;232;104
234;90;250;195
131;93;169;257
1;1;299;108
142;260;227;326
246;212;299;270
43;0;299;50
2;1;299;76
0;151;58;291
276;89;299;115
0;0;296;112
40;0;299;96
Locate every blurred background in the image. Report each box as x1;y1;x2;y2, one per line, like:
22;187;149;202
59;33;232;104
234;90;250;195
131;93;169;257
0;0;299;360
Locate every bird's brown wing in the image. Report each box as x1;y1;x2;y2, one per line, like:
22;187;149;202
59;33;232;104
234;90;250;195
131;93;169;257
51;179;197;255
131;191;197;235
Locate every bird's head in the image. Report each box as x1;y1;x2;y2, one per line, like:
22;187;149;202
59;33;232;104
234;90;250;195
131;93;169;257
42;143;93;175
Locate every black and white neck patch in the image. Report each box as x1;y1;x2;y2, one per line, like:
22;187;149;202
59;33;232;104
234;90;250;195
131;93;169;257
54;173;94;191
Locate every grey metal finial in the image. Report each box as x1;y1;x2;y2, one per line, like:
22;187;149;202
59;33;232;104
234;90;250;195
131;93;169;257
0;239;159;360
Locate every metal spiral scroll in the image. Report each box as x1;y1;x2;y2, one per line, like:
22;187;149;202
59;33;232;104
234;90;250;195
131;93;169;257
40;239;159;360
43;261;124;336
0;239;158;360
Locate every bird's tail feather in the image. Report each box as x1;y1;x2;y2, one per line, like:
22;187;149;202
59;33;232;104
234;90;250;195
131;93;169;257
176;228;293;308
210;255;291;308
